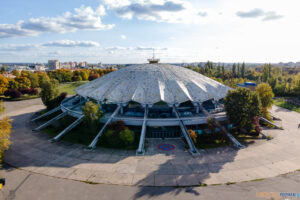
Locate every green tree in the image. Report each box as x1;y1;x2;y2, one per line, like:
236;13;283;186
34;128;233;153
81;101;103;129
241;62;246;78
15;77;31;89
37;72;50;86
222;64;225;76
237;63;240;78
217;64;221;77
293;73;300;99
40;79;59;109
28;73;39;88
232;63;236;77
12;70;20;77
0;65;6;73
0;101;12;167
262;64;272;82
224;88;261;132
255;83;274;119
8;79;19;89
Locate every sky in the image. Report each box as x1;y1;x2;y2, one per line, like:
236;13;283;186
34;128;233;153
0;0;299;64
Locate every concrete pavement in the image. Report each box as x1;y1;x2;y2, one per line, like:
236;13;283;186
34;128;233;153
2;99;300;187
1;164;300;200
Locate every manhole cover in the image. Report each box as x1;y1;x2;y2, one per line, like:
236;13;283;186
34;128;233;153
158;144;175;151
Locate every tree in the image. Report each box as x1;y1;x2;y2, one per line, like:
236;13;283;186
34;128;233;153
221;64;225;80
217;64;221;77
0;65;6;73
224;88;261;132
232;63;236;77
255;83;274;119
237;63;240;78
0;75;9;95
15;77;31;89
0;101;12;167
293;73;300;99
241;62;246;78
8;79;19;89
81;101;103;129
79;70;89;81
12;70;20;77
256;83;274;109
40;79;59;109
262;64;272;82
37;72;50;86
28;73;39;88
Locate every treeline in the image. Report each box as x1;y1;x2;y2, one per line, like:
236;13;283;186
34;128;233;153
187;61;300;98
0;68;115;97
47;68;115;83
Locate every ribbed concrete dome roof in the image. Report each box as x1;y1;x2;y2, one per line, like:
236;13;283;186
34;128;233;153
75;63;231;105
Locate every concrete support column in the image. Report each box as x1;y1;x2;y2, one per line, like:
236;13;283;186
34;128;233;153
193;102;200;114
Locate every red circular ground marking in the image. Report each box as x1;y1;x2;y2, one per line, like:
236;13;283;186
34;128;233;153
158;144;175;151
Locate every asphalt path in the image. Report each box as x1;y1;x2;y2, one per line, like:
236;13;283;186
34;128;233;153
1;164;300;200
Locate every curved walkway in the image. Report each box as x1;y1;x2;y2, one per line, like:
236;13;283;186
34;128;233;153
3;99;300;187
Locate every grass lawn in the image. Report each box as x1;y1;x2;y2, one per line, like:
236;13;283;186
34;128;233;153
273;98;300;113
58;81;88;95
0;94;40;101
41;116;139;149
42;115;98;145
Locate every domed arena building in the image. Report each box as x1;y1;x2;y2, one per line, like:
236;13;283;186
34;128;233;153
32;58;244;155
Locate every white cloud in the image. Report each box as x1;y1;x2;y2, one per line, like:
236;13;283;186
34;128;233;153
104;46;168;51
0;44;40;51
105;46;131;51
0;40;100;52
102;0;208;24
0;5;114;38
43;40;100;47
236;8;283;21
120;35;127;39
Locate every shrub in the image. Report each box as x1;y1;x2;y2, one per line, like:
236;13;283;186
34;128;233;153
81;101;103;129
89;74;99;81
119;128;135;146
107;120;126;133
4;89;22;98
188;130;197;144
103;129;123;148
224;88;261;133
103;121;135;148
18;88;39;95
72;76;82;82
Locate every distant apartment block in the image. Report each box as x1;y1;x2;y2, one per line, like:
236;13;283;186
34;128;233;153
48;60;60;70
60;62;77;69
78;61;88;68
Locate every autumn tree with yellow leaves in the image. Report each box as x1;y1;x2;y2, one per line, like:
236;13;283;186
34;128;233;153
0;101;12;167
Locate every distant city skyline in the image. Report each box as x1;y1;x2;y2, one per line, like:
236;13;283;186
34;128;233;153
0;0;299;63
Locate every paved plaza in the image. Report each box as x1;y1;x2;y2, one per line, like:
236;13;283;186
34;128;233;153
2;99;300;187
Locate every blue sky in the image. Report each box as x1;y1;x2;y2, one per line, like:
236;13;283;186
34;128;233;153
0;0;299;63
